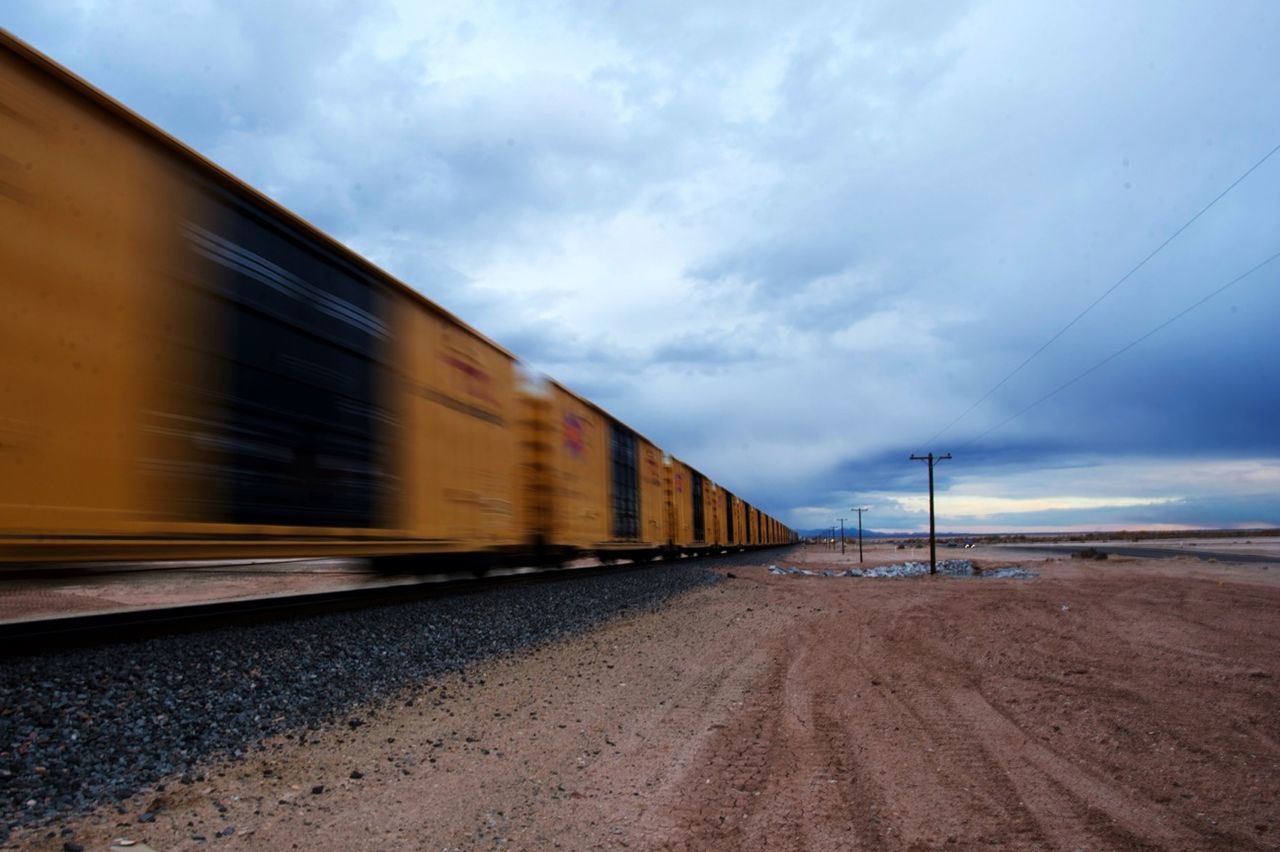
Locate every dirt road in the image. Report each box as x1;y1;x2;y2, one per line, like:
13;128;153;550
23;548;1280;850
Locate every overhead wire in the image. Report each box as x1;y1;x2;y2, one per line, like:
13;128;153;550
955;248;1280;451
926;140;1280;446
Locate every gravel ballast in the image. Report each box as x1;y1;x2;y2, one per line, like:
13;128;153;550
0;558;735;834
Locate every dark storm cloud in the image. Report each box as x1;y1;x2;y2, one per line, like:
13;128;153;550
945;244;1280;460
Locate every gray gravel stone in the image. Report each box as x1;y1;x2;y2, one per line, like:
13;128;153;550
0;557;743;831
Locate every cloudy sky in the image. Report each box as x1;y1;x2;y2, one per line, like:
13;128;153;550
8;1;1279;533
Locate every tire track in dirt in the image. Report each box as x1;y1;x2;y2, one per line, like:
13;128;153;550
935;575;1278;850
944;685;1179;849
647;566;1279;850
593;592;814;849
641;620;856;850
888;599;1168;848
850;596;1056;847
774;627;890;850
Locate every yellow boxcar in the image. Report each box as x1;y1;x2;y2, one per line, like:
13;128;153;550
1;32;523;563
518;380;664;558
666;458;694;549
718;485;732;548
666;457;715;552
701;473;717;548
732;496;746;547
705;480;722;548
720;488;738;548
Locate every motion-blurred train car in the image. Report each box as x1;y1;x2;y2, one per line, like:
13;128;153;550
0;31;794;567
719;489;736;548
517;379;666;560
707;481;728;549
730;496;746;547
667;458;723;554
0;32;524;563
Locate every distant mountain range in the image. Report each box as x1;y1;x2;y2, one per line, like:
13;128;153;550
793;527;1280;542
796;528;905;540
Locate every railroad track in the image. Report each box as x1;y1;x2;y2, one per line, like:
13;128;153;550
0;548;791;655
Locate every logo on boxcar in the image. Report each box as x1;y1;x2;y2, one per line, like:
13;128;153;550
562;414;586;458
442;353;494;403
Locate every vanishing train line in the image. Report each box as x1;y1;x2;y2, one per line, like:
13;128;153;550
0;31;795;570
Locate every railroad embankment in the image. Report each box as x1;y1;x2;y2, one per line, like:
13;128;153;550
0;558;733;843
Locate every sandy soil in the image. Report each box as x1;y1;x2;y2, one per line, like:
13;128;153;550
17;546;1280;850
1036;538;1280;559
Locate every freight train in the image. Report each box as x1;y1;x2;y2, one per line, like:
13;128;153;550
0;31;794;568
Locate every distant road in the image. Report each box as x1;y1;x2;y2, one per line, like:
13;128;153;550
994;543;1279;565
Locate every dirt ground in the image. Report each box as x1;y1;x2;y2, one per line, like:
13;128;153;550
17;545;1280;850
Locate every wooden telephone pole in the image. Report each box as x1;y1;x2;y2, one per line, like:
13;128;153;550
909;453;951;574
852;506;869;562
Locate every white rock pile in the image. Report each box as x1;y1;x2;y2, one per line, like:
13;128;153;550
768;560;1036;580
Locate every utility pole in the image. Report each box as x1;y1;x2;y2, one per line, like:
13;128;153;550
838;518;846;554
909;453;951;574
852;506;869;562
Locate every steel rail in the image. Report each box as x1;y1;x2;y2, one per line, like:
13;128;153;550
0;546;794;655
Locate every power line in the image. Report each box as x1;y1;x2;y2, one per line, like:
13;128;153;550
957;248;1280;450
927;140;1280;445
